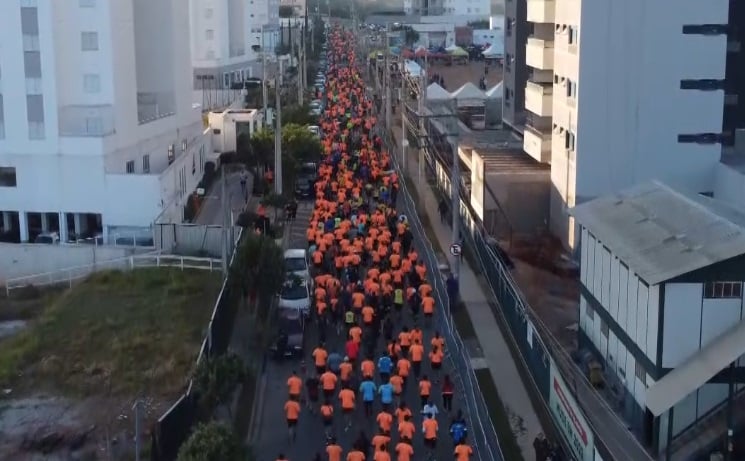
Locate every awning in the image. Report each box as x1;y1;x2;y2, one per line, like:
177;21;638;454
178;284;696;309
646;320;745;416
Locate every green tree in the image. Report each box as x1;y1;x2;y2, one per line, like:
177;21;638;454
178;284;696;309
279;5;295;17
403;27;420;47
281;123;322;192
178;422;247;461
193;354;247;420
232;233;285;319
261;192;289;223
282;104;316;126
248;128;275;188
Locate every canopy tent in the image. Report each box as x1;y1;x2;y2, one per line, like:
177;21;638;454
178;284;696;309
389;46;401;55
401;48;415;58
368;50;383;59
448;46;469;57
445;44;459;52
426;83;452;101
482;44;503;58
403;59;424;77
450;82;487;107
414;46;428;58
485;82;503;100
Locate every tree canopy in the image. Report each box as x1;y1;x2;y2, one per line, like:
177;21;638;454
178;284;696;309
193;354;247;419
178;422;246;461
231;233;285;319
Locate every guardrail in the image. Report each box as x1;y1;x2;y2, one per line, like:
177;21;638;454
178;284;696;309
4;254;223;296
382;129;505;461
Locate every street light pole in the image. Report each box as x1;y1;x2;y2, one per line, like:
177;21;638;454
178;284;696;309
274;74;283;195
384;24;391;131
450;125;461;280
262;26;268;124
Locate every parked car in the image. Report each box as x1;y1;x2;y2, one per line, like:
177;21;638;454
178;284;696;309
34;232;60;245
278;277;311;317
284;248;311;284
269;307;305;359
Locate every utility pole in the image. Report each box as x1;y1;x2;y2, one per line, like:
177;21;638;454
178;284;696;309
384;24;391;130
261;26;268;125
417;71;425;185
221;164;228;276
449;113;461;280
274;72;283;195
400;69;407;173
297;24;303;105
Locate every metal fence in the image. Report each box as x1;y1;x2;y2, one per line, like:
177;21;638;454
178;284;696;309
150;228;244;461
4;254;223;296
382;131;505;461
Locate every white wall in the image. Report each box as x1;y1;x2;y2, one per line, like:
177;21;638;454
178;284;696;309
580;226;660;366
574;0;728;200
0;243;135;281
714;162;745;211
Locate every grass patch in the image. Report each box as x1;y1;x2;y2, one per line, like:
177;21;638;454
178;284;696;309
0;268;222;397
474;368;526;461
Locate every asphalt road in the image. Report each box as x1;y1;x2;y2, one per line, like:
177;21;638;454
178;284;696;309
253;198;468;461
195;171;250;226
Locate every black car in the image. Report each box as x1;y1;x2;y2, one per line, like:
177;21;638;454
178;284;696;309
294;176;315;199
269;309;305;359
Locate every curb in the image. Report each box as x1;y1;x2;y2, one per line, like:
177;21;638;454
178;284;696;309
247;373;268;443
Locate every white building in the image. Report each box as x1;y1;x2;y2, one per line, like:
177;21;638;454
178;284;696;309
571;181;745;457
280;0;305;16
404;0;490;19
0;0;208;245
208;108;264;153
521;0;733;249
189;0;280;90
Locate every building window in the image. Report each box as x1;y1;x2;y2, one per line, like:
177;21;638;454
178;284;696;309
205;29;214;40
565;131;576;150
568;26;577;44
566;79;577;98
682;24;728;35
635;361;646;385
680;79;725;91
142;154;150;173
168;144;175;164
601;319;609;338
704;281;743;299
506;18;512;37
83;73;100;93
23;51;42;78
81;31;99;51
223;72;230;88
79;0;95;6
677;133;722;144
26;94;45;139
204;7;213;18
126;160;135;174
0;167;17;187
20;7;39;35
586;304;594;320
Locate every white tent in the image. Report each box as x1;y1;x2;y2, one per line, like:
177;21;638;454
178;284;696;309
482;44;503;58
427;83;452;101
403;59;424;77
451;82;487;106
445;44;459;52
485;82;503;99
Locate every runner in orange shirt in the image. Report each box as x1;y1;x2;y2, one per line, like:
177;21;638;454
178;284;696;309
284;398;301;442
287;371;302;400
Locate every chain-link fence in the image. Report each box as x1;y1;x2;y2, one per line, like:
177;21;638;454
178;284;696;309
380;129;505;461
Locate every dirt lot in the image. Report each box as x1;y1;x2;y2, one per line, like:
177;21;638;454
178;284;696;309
425;60;503;92
0;268;222;460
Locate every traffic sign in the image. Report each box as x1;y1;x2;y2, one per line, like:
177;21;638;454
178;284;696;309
449;243;462;256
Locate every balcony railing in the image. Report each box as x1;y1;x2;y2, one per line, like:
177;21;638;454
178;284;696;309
523;123;552;163
527;0;556;24
137;92;176;124
58;104;116;137
526;37;554;70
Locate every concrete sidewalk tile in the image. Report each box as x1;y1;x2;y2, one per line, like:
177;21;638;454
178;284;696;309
390;125;546;456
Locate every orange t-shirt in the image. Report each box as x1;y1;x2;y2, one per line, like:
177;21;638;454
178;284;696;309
321;404;334;419
340;388;356;409
395;407;412;424
371;434;391;452
429;349;443;365
423;418;438;439
361;359;375;377
454;444;473;461
395;443;414;461
422;297;435;314
327;444;343;461
340;362;353;380
398;421;415;440
362;306;375;323
347;450;365;461
398;332;411;347
409;343;424;362
419;379;432;397
287;375;302;395
350;326;362;343
373;451;391;461
313;347;328;367
377;411;393;432
321;371;338;390
284;400;300;420
397;358;410;377
389;375;403;394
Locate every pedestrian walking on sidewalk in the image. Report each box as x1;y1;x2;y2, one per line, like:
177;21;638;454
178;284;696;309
437;198;448;223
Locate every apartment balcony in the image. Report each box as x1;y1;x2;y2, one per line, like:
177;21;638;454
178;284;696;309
526;37;554;70
525;81;553;117
523;120;552;163
527;0;555;24
137;92;176;125
58;104;116;137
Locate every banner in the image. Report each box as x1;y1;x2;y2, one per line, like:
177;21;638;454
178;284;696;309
549;360;594;461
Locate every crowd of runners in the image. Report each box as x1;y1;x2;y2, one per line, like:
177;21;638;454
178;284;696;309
275;26;473;461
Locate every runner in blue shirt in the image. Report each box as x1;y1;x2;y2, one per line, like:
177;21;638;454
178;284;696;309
377;354;393;381
359;378;377;417
378;381;394;412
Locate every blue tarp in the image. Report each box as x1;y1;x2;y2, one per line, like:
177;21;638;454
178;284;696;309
403;59;423;77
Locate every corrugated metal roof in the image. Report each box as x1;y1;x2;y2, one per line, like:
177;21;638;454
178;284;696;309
569;181;745;285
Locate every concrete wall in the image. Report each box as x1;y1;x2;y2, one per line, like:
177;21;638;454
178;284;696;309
154;223;240;257
486;172;550;235
0;243;136;282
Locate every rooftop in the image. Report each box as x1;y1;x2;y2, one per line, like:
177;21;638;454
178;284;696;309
570;181;745;285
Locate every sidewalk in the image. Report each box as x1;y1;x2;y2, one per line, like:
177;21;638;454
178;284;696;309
390;122;545;458
195;171;250;225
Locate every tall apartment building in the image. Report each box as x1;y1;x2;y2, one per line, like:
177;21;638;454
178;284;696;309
0;0;207;244
519;0;738;249
501;0;528;133
403;0;490;17
190;0;280;90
